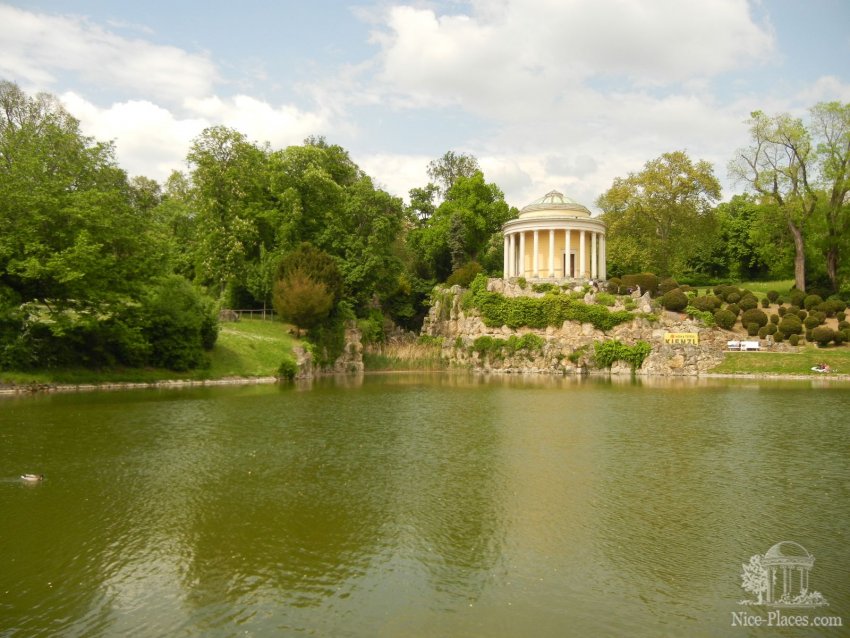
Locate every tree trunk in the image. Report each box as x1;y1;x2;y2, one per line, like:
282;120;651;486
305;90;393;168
788;220;805;292
826;244;839;292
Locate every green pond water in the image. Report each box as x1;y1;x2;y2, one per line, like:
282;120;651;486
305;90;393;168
1;374;848;637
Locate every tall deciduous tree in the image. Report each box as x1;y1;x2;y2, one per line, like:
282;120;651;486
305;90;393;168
427;151;481;197
730;111;816;291
598;151;721;277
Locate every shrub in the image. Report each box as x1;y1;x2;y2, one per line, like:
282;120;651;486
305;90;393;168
606;277;622;294
765;323;778;335
761;298;771;308
803;294;824;311
726;303;740;317
532;282;560;294
517;277;527;289
778;307;787;317
726;292;741;304
770;313;780;324
805;329;813;342
828;298;847;313
838;311;847;322
741;308;768;328
789;290;806;307
596;292;616;306
621;273;660;296
797;309;808;321
659;278;679;294
778;314;803;336
278;355;298;380
690;295;722;312
774;331;785;343
446;261;483;288
593;339;651;370
842;328;850;343
273;268;334;333
739;295;758;311
758;325;770;338
714;309;737;330
661;289;688;312
834;330;845;345
685;306;715;326
747;322;760;336
812;326;835;347
839;320;850;331
767;290;780;303
788;334;799;346
803;315;823;330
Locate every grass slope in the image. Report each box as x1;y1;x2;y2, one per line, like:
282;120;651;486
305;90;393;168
0;319;299;385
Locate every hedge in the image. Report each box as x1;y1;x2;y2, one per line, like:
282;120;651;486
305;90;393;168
594;339;651;370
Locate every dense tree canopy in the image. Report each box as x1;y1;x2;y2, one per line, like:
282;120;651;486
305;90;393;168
598;151;721;278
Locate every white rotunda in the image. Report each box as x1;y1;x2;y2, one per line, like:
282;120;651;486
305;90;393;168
502;190;606;281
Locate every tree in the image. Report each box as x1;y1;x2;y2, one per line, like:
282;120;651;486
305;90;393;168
740;553;768;604
427;151;481;197
598;151;721;277
272;268;333;334
810;102;850;290
730;111;817;291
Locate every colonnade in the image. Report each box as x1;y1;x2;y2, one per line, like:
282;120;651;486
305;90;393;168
502;228;606;280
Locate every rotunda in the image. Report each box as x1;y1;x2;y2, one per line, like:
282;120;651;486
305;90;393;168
502;190;606;280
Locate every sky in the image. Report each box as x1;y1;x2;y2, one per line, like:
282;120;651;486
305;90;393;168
2;0;849;211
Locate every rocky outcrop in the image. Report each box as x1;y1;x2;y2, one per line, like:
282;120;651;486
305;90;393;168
421;281;759;377
293;322;364;379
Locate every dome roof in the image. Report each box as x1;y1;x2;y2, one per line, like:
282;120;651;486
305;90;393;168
763;541;814;567
519;189;591;218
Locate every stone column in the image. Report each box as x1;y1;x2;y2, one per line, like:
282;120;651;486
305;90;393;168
519;232;526;278
591;231;598;279
579;230;586;279
600;233;606;280
533;230;539;278
548;229;555;277
503;234;509;279
565;229;572;276
509;233;516;277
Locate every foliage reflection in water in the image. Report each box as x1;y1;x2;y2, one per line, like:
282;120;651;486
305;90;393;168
1;374;848;637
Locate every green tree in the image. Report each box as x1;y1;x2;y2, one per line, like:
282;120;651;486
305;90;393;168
272;268;333;334
598;151;721;277
427;150;481;197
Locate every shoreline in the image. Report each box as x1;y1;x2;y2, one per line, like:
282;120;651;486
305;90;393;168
3;369;850;395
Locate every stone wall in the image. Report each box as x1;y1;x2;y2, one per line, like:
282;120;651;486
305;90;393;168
294;322;364;379
421;281;749;376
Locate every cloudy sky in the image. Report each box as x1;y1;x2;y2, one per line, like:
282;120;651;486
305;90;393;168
2;0;849;210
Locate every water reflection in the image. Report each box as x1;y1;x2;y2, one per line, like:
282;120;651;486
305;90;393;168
1;375;848;637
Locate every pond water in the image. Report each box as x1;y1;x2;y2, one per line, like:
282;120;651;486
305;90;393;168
1;374;849;637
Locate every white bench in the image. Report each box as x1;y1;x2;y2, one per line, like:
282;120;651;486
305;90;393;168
728;340;760;351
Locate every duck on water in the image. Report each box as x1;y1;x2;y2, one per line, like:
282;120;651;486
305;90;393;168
21;474;44;481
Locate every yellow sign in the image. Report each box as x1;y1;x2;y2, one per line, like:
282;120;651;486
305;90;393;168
664;332;699;345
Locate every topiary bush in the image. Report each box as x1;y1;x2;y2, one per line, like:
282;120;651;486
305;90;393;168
803;294;824;311
661;289;688;312
621;273;660;296
726;292;741;304
714;308;737;330
765;322;778;335
726;303;740;317
278;355;298;380
778;314;803;336
606;277;622;294
788;334;799;346
690;295;722;312
803;314;823;330
761;298;770;308
739;295;758;311
789;290;806;307
770;313;780;324
741;308;768;328
778;306;787;317
747;322;760;336
767;290;780;303
659;278;680;294
812;325;835;347
839;320;850;331
797;309;808;321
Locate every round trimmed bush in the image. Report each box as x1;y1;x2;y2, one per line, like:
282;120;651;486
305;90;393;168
739;296;758;311
788;334;798;346
726;292;741;304
767;290;780;303
741;308;768;328
778;306;787;317
805;329;813;342
797;309;808;321
778;314;803;336
775;331;786;343
787;305;801;316
803;315;823;330
747;322;760;336
839;320;850;331
661;289;688;312
714;308;737;330
834;331;845;345
765;322;777;335
838;311;847;322
842;328;850;343
789;290;806;307
812;325;835;347
622;273;660;296
758;325;770;338
803;294;824;310
659;278;680;294
761;298;770;308
726;303;740;317
770;313;780;324
690;295;722;312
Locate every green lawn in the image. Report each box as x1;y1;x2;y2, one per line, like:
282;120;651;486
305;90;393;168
710;344;850;375
0;319;299;386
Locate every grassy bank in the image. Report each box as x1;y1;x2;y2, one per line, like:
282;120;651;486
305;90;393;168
710;345;850;375
0;319;299;385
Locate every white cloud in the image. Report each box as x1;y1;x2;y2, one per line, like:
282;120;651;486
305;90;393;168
0;4;216;102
